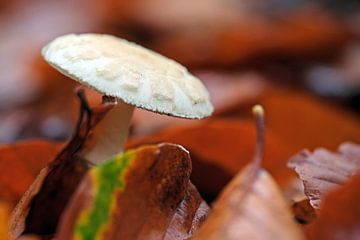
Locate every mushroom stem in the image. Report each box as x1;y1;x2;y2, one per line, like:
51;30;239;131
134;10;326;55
85;100;134;165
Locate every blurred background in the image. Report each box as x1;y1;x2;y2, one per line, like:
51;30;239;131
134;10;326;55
0;0;359;202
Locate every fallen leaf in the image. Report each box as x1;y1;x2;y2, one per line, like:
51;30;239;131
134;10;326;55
97;1;349;68
261;87;360;155
292;199;316;224
128;118;294;200
10;89;115;238
288;142;360;209
193;105;304;239
0;201;10;240
57;143;209;240
0;140;61;205
192;168;304;240
164;182;209;240
151;6;348;67
307;172;360;240
129;85;360;201
207;85;360;155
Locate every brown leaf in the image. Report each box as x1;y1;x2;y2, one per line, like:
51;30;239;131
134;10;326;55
0;141;61;205
307;172;360;240
292;199;316;224
261;87;360;156
10;89;115;238
165;182;209;240
181;104;303;239
192;167;305;240
57;143;209;240
288;142;360;209
128;118;294;199
150;6;348;67
0;201;11;240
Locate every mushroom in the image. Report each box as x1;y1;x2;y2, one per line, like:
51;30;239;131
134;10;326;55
42;33;213;164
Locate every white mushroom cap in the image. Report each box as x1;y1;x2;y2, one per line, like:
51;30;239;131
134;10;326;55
42;33;213;119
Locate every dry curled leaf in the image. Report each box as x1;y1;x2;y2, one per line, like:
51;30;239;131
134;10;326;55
288;142;360;209
307;172;360;240
192;167;304;240
10;89;115;239
165;182;209;240
57;143;208;240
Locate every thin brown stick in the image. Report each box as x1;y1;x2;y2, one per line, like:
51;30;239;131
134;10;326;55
230;104;265;207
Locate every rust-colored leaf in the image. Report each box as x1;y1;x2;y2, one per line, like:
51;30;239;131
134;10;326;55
10;89;115;239
307;172;360;240
165;182;209;240
150;6;348;67
57;143;209;240
193;105;304;240
261;88;360;156
193;168;304;240
0;202;10;240
0;141;61;205
292;199;316;224
288;142;360;209
128;118;294;199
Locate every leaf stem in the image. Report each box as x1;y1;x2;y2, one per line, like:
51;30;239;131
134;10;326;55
252;104;265;170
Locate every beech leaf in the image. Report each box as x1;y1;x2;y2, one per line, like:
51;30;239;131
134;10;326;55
0;140;61;205
164;182;209;240
57;143;209;240
0;202;10;240
192;105;304;240
128;118;293;199
10;89;115;239
192;168;304;240
307;172;360;240
291;199;316;224
288;142;360;209
261;87;360;156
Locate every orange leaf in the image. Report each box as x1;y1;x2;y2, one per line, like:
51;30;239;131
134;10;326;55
128;119;294;199
307;172;360;240
0;202;10;240
261;87;360;155
0;140;61;205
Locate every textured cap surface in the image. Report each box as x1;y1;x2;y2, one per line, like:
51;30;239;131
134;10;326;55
42;34;213;119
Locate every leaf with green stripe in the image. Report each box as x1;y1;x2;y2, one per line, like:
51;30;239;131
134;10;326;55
57;143;208;240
